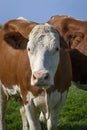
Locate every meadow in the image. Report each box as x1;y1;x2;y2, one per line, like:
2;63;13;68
6;85;87;130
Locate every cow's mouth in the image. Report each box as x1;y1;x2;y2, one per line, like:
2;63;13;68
33;82;50;89
36;84;50;89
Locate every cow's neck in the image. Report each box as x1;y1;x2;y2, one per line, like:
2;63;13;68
33;87;67;120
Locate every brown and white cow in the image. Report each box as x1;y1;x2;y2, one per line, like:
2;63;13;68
26;23;72;130
0;18;72;130
48;15;87;90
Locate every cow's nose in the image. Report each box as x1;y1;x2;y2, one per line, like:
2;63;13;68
32;71;49;85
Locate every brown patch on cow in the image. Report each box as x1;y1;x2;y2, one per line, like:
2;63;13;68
55;49;72;92
47;49;72;94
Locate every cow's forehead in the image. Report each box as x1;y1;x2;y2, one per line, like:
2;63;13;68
28;23;60;49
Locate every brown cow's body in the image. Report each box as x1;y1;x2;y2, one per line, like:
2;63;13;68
0;18;72;130
48;15;87;90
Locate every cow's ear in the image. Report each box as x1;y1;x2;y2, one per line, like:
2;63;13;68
4;32;28;49
66;32;84;48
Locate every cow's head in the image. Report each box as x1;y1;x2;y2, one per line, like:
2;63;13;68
27;23;60;88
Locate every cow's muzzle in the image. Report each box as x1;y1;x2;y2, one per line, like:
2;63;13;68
32;71;50;86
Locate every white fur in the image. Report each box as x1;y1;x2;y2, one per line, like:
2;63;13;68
27;23;60;87
47;90;67;130
47;90;61;110
24;88;68;130
38;90;67;130
33;89;49;120
33;90;46;107
16;17;28;21
25;92;41;130
1;82;20;96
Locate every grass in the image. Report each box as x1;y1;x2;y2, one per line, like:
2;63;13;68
6;98;22;130
6;85;87;130
58;85;87;130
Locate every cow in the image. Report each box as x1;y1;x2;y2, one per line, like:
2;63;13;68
0;19;72;130
48;15;87;90
26;23;72;130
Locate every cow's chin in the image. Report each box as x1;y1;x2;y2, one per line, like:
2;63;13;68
31;82;51;89
37;84;50;89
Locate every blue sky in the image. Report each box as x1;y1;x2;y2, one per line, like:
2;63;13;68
0;0;87;24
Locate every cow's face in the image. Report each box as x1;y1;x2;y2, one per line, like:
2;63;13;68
27;23;60;88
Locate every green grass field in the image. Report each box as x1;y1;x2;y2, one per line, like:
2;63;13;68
6;85;87;130
58;85;87;130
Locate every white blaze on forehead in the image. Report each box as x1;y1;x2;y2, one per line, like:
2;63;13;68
28;23;60;50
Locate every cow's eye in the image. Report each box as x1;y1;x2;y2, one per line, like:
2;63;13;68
55;47;59;52
28;48;30;51
27;47;34;54
53;47;59;55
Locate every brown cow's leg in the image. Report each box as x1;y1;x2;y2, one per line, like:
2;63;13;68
0;83;6;130
20;106;29;130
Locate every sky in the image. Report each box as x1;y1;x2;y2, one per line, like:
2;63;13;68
0;0;87;24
